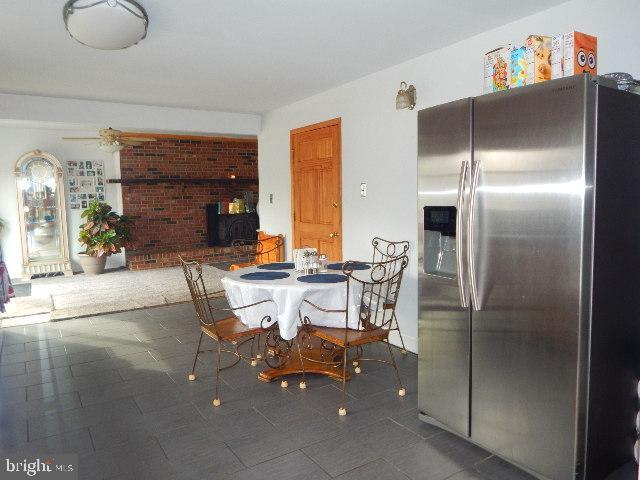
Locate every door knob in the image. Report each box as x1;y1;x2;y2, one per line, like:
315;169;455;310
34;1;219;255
329;232;340;238
332;202;339;208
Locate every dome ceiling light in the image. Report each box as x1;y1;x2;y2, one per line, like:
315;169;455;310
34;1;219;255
63;0;149;50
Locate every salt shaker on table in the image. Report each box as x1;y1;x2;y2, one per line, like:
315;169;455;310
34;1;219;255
318;254;328;272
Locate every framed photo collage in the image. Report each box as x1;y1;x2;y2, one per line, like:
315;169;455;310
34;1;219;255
66;160;106;210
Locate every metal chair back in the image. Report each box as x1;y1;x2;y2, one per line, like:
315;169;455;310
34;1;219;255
231;235;284;265
371;236;409;271
344;255;409;332
371;237;409;307
180;257;220;336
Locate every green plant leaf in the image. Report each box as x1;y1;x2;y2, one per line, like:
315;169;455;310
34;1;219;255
77;199;133;257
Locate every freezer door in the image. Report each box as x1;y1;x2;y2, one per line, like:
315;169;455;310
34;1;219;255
469;76;593;479
418;98;472;437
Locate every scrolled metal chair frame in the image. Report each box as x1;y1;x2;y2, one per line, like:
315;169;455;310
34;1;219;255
231;235;284;266
180;257;274;404
370;237;410;353
296;255;409;414
261;315;293;369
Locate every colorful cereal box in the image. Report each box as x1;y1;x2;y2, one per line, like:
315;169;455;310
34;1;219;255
511;45;527;88
551;34;564;79
484;45;512;93
563;31;597;76
525;35;552;84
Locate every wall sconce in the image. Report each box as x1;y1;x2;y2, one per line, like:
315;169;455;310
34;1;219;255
396;81;416;110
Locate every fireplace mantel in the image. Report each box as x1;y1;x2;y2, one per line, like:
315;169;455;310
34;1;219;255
108;177;258;186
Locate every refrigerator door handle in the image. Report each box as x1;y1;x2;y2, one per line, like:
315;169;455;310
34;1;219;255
456;161;469;308
468;161;481;311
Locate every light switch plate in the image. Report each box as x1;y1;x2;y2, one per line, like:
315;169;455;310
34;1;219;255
269;193;274;204
360;183;367;197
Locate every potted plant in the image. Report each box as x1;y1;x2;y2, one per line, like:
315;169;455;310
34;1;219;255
77;200;132;275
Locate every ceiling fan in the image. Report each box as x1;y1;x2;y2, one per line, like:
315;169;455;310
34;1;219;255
63;127;156;152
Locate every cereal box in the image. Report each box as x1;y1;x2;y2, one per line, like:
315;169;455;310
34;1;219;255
484;45;512;93
510;45;527;88
551;34;564;79
563;31;597;76
525;35;552;84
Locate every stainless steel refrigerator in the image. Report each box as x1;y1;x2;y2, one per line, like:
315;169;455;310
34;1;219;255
417;74;640;480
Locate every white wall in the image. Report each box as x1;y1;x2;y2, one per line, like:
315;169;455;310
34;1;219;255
258;0;640;352
0;93;261;136
0;126;124;278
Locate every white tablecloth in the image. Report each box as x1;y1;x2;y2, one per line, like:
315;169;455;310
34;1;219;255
221;266;363;340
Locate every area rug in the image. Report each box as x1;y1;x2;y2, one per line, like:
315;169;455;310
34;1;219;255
0;265;226;322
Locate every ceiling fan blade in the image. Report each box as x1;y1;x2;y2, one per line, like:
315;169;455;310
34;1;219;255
121;136;156;142
99;127;123;137
62;137;101;140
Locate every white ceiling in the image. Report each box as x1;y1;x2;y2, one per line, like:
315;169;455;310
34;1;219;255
1;0;567;114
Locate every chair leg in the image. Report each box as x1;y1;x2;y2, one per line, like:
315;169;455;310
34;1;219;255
249;336;258;367
392;312;408;354
385;340;405;397
296;331;307;390
188;331;204;381
352;345;363;369
396;332;408;355
255;333;262;360
212;341;222;406
338;346;348;416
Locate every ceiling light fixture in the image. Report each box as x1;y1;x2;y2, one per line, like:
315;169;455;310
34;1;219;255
396;81;416;110
98;140;125;153
63;0;149;50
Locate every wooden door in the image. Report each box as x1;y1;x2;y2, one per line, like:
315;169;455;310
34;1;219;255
291;118;342;260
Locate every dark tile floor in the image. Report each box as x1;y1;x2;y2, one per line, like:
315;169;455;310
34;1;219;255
0;303;633;480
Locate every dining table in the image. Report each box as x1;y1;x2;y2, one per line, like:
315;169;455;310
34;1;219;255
221;261;367;383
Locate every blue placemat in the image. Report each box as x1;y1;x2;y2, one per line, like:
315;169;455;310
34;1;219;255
257;262;295;270
328;262;371;271
297;273;347;283
240;271;290;280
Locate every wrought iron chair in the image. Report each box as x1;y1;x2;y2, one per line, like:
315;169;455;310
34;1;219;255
296;255;409;415
228;232;285;271
180;257;273;407
370;237;410;354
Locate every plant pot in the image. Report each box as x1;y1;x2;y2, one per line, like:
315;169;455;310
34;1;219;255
77;253;107;275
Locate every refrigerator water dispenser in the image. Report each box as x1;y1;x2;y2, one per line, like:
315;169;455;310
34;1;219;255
423;206;457;277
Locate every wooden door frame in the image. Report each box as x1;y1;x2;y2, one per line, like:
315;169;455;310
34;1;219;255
290;117;342;254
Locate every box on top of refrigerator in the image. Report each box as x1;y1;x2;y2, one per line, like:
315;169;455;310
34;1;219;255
563;31;598;77
511;45;527;88
484;45;512;93
551;34;564;79
525;35;551;83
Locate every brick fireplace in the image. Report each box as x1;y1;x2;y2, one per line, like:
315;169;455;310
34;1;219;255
117;136;258;270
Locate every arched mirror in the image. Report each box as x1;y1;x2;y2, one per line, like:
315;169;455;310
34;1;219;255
15;150;72;279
